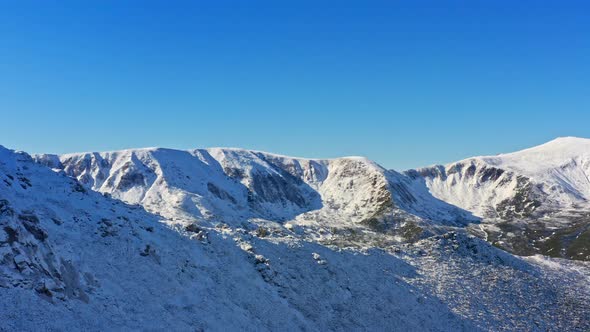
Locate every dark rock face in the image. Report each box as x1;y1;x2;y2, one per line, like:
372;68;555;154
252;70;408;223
446;163;463;176
496;176;542;219
33;154;63;169
1;203;93;302
409;163;507;185
223;166;246;179
72;182;87;193
412;162;545;220
389;181;417;206
359;188;395;232
483;215;590;261
250;172;308;207
0;200;14;217
18;213;40;224
447;163;506;184
258;155;328;184
51;155;104;189
479;166;505;182
213;154;323;219
465;164;477;178
116;171;146;190
207;182;237;204
2;226;18;244
184;224;201;233
22;222;48;242
408;165;446;180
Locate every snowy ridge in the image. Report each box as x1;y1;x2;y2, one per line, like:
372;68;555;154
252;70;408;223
402;137;590;260
480;137;590;203
407;159;542;219
37;147;476;233
407;137;590;219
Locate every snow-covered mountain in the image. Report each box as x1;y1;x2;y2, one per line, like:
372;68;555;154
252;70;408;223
405;137;590;260
407;137;590;219
36;147;476;239
2;144;589;330
34;138;590;261
43;137;590;227
36;138;590;261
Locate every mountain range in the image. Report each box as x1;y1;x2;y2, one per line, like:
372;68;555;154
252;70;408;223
36;136;590;260
1;137;589;330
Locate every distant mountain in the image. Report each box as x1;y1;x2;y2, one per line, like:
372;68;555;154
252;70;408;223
36;147;476;240
36;138;590;260
406;137;590;260
407;137;590;218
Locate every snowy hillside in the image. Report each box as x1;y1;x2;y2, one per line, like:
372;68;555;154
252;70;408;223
2;144;589;330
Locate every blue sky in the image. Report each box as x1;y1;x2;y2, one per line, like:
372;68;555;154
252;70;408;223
1;1;589;169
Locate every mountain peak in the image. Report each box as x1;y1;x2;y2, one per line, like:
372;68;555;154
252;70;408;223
498;136;590;160
542;136;590;147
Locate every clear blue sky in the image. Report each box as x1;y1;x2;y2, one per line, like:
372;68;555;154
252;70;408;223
1;1;589;169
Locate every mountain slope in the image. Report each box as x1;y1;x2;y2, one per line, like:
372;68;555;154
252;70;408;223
0;146;324;330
